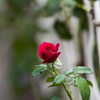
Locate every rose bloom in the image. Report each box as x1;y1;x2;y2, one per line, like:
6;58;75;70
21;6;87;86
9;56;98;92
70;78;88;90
38;42;61;63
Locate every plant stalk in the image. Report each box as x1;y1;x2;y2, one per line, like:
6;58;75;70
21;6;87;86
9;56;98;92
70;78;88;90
51;63;73;100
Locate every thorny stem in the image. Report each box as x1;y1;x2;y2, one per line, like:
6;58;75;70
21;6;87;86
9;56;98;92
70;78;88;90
51;63;73;100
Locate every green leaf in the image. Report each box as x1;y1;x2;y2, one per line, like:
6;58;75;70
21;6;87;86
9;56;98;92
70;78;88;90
87;80;93;87
49;96;64;100
54;20;73;40
73;66;93;74
69;74;76;78
65;69;73;76
46;77;54;82
54;74;66;84
36;64;47;67
32;64;48;76
48;84;61;88
76;76;90;100
69;82;77;87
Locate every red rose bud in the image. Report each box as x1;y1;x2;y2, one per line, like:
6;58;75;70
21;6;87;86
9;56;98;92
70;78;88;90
38;42;61;63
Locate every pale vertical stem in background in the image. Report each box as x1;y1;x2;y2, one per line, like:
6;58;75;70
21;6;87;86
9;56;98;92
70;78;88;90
82;1;100;100
0;40;12;100
94;1;100;69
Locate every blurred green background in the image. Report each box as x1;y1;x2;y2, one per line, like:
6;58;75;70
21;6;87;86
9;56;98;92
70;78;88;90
0;0;99;100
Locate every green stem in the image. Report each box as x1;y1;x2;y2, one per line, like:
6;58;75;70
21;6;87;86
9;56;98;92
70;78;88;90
62;82;73;100
51;63;73;100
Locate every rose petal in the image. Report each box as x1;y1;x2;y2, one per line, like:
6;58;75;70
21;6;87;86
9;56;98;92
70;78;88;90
56;43;60;51
41;50;55;60
42;52;61;63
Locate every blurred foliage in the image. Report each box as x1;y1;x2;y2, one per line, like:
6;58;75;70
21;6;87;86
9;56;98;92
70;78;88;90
93;34;100;88
61;0;76;8
0;0;99;100
89;0;98;2
49;95;64;100
7;0;33;14
10;27;39;99
6;0;41;99
43;0;62;16
74;0;88;32
54;20;72;40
